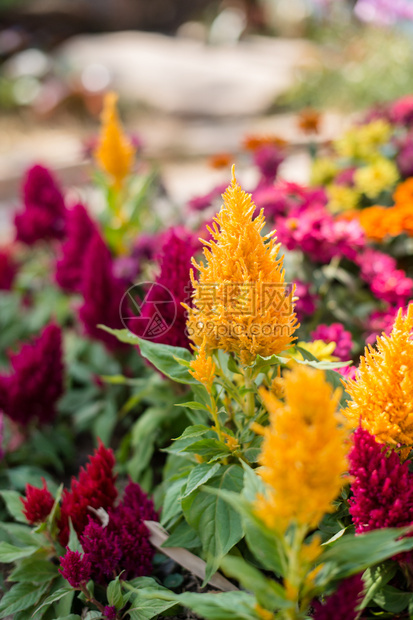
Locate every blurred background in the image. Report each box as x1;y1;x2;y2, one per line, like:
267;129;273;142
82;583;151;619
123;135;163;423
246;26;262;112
1;0;413;235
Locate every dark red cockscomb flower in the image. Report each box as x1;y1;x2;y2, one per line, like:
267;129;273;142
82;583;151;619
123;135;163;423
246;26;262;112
0;249;17;290
14;164;67;244
0;323;64;425
55;203;98;292
349;427;413;533
59;549;91;588
58;440;118;546
106;481;157;580
78;233;126;350
21;477;54;524
80;519;122;584
103;606;117;620
312;574;364;620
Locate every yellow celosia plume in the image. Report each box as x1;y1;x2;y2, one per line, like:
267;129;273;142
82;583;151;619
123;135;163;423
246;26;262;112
94;92;135;188
343;305;413;448
254;364;349;532
185;167;298;366
189;339;216;392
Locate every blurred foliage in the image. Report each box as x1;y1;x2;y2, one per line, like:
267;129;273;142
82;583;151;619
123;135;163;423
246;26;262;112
281;25;413;111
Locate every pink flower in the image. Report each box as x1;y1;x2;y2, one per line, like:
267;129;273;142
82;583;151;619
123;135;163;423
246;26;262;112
310;323;353;361
253;144;284;185
312;574;364;620
14;164;66;244
59;549;91;588
251;185;295;219
188;183;227;212
391;94;413;126
80;519;122;583
55;204;98;292
78;233;126;350
0;323;64;425
21;478;54;524
335;167;357;187
356;249;413;306
294;281;318;320
395;133;413;177
349;428;413;534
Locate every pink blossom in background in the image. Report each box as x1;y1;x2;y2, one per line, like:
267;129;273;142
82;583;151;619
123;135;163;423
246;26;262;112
294;281;318;321
0;323;64;426
335;167;357;187
252;185;296;219
188;183;227;212
395;134;413;177
311;323;353;361
253;144;284;186
55;203;99;292
14;164;67;244
356;249;413;306
391;95;413;126
355;0;413;25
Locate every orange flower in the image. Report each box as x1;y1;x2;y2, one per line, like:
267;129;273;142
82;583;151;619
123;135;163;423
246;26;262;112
208;153;232;169
358;206;397;241
297;108;321;135
393;177;413;204
243;134;288;152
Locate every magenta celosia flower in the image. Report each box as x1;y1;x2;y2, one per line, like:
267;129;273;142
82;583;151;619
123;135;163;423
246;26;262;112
59;549;91;588
58;440;118;546
253;144;284;186
349;427;413;534
80;519;122;583
55;204;98;292
395;134;413;178
0;249;17;290
21;478;54;524
312;574;364;620
339;364;357;381
132;227;197;349
103;607;117;620
311;323;353;361
0;323;64;426
78;233;126;350
251;185;296;220
294;281;318;321
14;164;66;244
356;249;413;306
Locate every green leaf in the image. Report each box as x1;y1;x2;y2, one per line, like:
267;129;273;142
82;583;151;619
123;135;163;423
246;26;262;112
161;478;187;528
0;542;39;563
98;328;197;384
181;465;244;583
107;575;124;609
0;490;26;523
181;463;221;499
127;596;177;620
220;556;290;611
320;528;413;582
33;585;73;615
178;401;210;412
0;581;49;617
164;425;212;454
184;439;231;462
177;590;258;620
373;585;412;613
8;556;58;584
162;521;201;549
0;522;43;547
251;354;289;376
67;519;82;553
360;562;398;610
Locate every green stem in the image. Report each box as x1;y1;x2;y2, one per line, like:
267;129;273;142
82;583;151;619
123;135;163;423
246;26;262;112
282;525;307;620
243;367;256;418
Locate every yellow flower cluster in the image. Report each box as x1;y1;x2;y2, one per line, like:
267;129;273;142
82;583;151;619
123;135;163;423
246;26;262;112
343;305;413;448
326;184;360;213
334;119;392;160
94;92;135;188
354;158;399;199
254;364;349;532
185;168;298;366
310;157;338;187
189;340;216;392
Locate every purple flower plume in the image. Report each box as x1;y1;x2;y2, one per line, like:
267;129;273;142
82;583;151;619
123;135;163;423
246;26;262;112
312;574;365;620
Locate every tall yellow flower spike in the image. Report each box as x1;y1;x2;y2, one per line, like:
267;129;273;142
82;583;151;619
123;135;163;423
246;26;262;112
94;92;135;188
189;340;216;392
343;305;413;448
254;364;349;533
185;167;298;366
